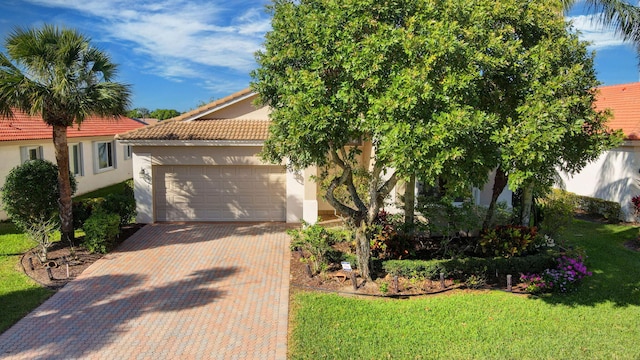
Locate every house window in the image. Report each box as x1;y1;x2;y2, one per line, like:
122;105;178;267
20;146;43;163
123;145;132;160
69;143;84;176
94;141;116;173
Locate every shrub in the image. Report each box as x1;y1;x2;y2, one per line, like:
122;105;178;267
72;198;99;229
1;159;76;227
82;211;121;254
99;193;136;227
369;211;417;260
288;222;338;274
383;250;558;281
553;189;620;222
479;225;540;258
538;190;575;238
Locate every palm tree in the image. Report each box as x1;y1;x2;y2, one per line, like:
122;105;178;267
564;0;640;48
0;25;130;245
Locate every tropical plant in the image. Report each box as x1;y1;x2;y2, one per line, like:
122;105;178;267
563;0;640;49
0;25;131;245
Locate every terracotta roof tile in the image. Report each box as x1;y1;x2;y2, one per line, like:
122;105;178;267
0;109;145;142
596;82;640;140
116;119;270;141
171;88;254;122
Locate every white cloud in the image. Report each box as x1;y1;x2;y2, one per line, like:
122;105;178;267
24;0;270;81
567;13;630;50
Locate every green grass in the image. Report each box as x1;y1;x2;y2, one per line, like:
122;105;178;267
0;222;54;333
289;220;640;359
73;180;130;201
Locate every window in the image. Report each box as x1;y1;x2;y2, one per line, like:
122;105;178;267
69;143;84;176
93;141;116;173
123;145;132;160
20;146;43;163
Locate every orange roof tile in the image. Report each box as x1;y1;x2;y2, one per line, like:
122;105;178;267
0;109;145;142
117;119;269;141
596;82;640;140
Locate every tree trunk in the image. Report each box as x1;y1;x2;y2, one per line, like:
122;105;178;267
404;174;416;230
355;220;371;280
53;125;74;245
482;167;508;229
520;182;535;227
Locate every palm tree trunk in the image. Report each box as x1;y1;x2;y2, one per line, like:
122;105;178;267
53;125;74;245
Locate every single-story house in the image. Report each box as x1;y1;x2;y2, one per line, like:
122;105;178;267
0;110;146;220
560;82;640;222
117;88;511;224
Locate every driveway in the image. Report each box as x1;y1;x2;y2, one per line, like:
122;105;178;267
0;223;291;360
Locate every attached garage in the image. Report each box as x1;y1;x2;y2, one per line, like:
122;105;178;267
116;89;307;224
154;165;286;222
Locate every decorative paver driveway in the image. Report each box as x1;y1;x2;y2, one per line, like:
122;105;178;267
0;223;291;359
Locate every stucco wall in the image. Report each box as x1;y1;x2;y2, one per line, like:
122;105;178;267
0;136;134;220
560;143;640;222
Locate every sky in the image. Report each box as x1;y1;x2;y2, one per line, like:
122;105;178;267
0;0;638;113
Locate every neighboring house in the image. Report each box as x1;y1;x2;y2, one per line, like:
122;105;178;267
117;88;510;224
560;82;640;222
0;110;146;220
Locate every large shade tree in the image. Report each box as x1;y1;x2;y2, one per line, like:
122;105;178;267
253;0;529;279
0;25;130;244
477;1;624;227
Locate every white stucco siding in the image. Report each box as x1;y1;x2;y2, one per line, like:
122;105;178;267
0;136;134;220
560;143;640;222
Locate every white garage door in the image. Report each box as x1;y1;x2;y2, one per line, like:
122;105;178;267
154;165;286;222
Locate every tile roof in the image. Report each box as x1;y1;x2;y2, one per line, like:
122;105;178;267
596;82;640;140
171;88;254;122
116;119;270;141
0;109;145;142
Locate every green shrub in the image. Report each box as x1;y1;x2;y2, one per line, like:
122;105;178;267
538;190;575;238
82;211;121;254
552;189;621;223
288;222;338;274
383;251;558;281
479;225;540;258
72;198;99;229
1;159;76;227
99;193;136;227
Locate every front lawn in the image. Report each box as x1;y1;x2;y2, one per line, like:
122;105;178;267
289;220;640;359
0;222;53;333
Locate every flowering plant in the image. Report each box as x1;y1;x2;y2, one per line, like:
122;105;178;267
520;255;592;293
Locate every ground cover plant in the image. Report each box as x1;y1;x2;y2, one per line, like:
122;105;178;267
289;220;640;359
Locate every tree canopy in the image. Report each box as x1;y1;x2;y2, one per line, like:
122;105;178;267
252;0;620;277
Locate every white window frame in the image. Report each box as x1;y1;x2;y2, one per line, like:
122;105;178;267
20;145;43;163
93;140;117;173
123;144;132;160
69;143;84;176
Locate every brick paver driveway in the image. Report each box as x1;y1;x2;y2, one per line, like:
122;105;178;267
0;223;291;359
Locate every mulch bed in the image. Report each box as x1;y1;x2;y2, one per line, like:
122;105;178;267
20;224;145;289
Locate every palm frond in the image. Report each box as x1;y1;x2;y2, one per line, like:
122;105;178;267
584;0;640;46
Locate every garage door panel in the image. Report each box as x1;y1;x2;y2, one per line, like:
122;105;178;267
155;165;286;222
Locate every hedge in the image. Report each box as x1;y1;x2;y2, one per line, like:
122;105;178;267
382;250;559;281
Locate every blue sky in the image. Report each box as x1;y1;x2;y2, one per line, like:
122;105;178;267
0;0;638;112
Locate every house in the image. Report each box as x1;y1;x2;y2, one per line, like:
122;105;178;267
560;82;640;222
0;110;146;220
117;88;510;224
